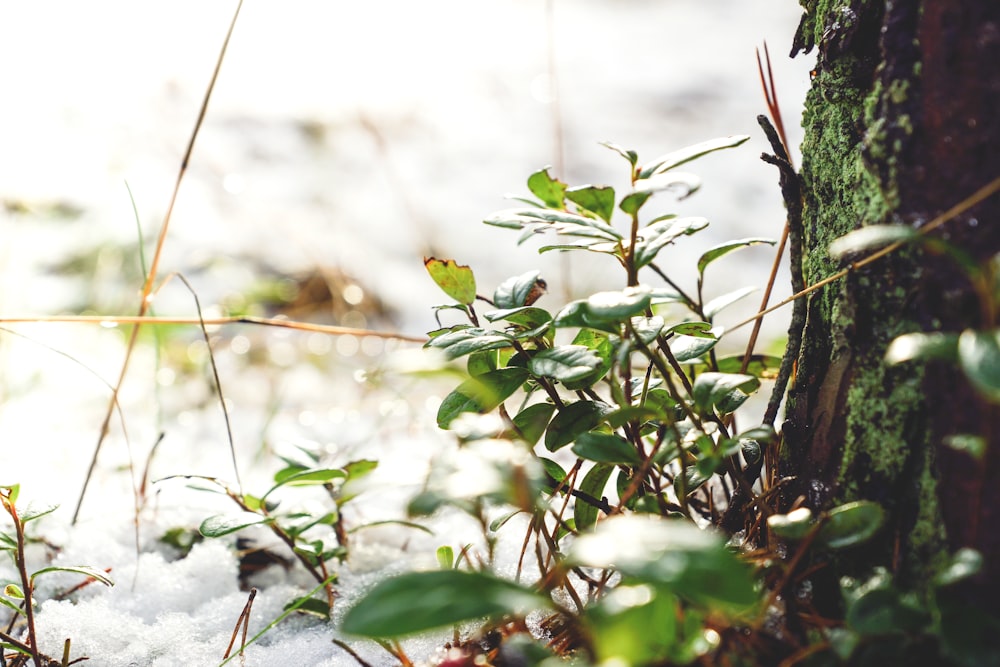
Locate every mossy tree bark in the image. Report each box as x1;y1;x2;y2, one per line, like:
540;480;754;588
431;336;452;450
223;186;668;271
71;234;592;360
783;0;1000;608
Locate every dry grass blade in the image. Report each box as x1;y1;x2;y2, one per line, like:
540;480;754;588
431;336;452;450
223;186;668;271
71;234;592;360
174;273;242;493
0;315;427;343
71;0;245;524
221;588;256;663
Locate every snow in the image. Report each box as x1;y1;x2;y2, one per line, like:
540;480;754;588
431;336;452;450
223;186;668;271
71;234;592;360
0;1;811;664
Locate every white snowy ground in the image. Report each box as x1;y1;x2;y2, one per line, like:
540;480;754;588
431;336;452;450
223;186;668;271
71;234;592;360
0;1;812;664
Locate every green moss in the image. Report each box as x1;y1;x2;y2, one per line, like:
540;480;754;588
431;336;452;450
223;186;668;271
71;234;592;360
791;0;947;593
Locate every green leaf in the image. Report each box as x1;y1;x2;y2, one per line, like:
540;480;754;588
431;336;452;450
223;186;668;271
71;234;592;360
846;587;928;635
572;432;642;465
267;468;346;499
691;373;759;413
484;207;622;241
19;501;59;524
600;141;638;167
632;171;701;199
493;271;547;309
619;191;652;216
670;332;720;362
942;434;986;460
633;217;710;268
436;546;455;570
697;238;776;277
340;569;549;638
423;257;477;305
437;367;530;429
667;321;714;338
425;327;514;360
817;501;885;550
885;331;959;364
544;400;612;452
958;329;1000;402
199;512;272;538
4;584;23;599
566;185;615;223
529;345;602;382
484;307;552;339
562;329;614;390
704;286;757;319
935;548;983;588
31;565;114;588
554;286;654;334
527;167;567;208
512;403;555;446
568;515;757;609
539;457;567;486
575;463;614;531
638;135;750;179
828;224;919;259
767;507;815;541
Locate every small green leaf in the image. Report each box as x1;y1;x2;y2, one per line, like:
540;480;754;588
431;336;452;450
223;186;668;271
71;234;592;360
633;217;710;268
562;329;614;390
817;501;885;550
704;286;757;319
566;185;615;223
670;332;720;362
512;403;555;446
31;565;114;588
268;468;346;499
631;171;701;199
544;400;612;452
436;546;455;570
527;167;567;208
667;321;714;338
423;257;477;305
638;135;750;179
935;548;982;588
575;463;614;531
697;238;775;277
767;507;815;541
425;327;514;360
885;332;959;364
529;345;602;382
568;514;757;609
4;584;23;599
600;141;638;167
484;207;622;241
619;191;652;216
572;432;642;465
828;225;919;259
554;286;654;333
493;271;546;309
691;373;760;413
942;434;986;460
958;329;1000;402
341;569;549;638
199;512;272;538
437;367;530;429
539;457;567;486
19;501;59;524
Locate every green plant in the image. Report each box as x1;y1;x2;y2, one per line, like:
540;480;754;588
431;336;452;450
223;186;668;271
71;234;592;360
0;485;113;667
337;138;796;664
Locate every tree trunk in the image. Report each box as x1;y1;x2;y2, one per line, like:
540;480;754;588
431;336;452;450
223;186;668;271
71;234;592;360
783;0;1000;608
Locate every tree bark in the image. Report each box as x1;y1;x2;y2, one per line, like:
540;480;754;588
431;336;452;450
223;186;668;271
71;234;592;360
783;0;1000;608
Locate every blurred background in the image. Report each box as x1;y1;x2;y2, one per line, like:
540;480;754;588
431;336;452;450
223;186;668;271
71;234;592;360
0;1;812;505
